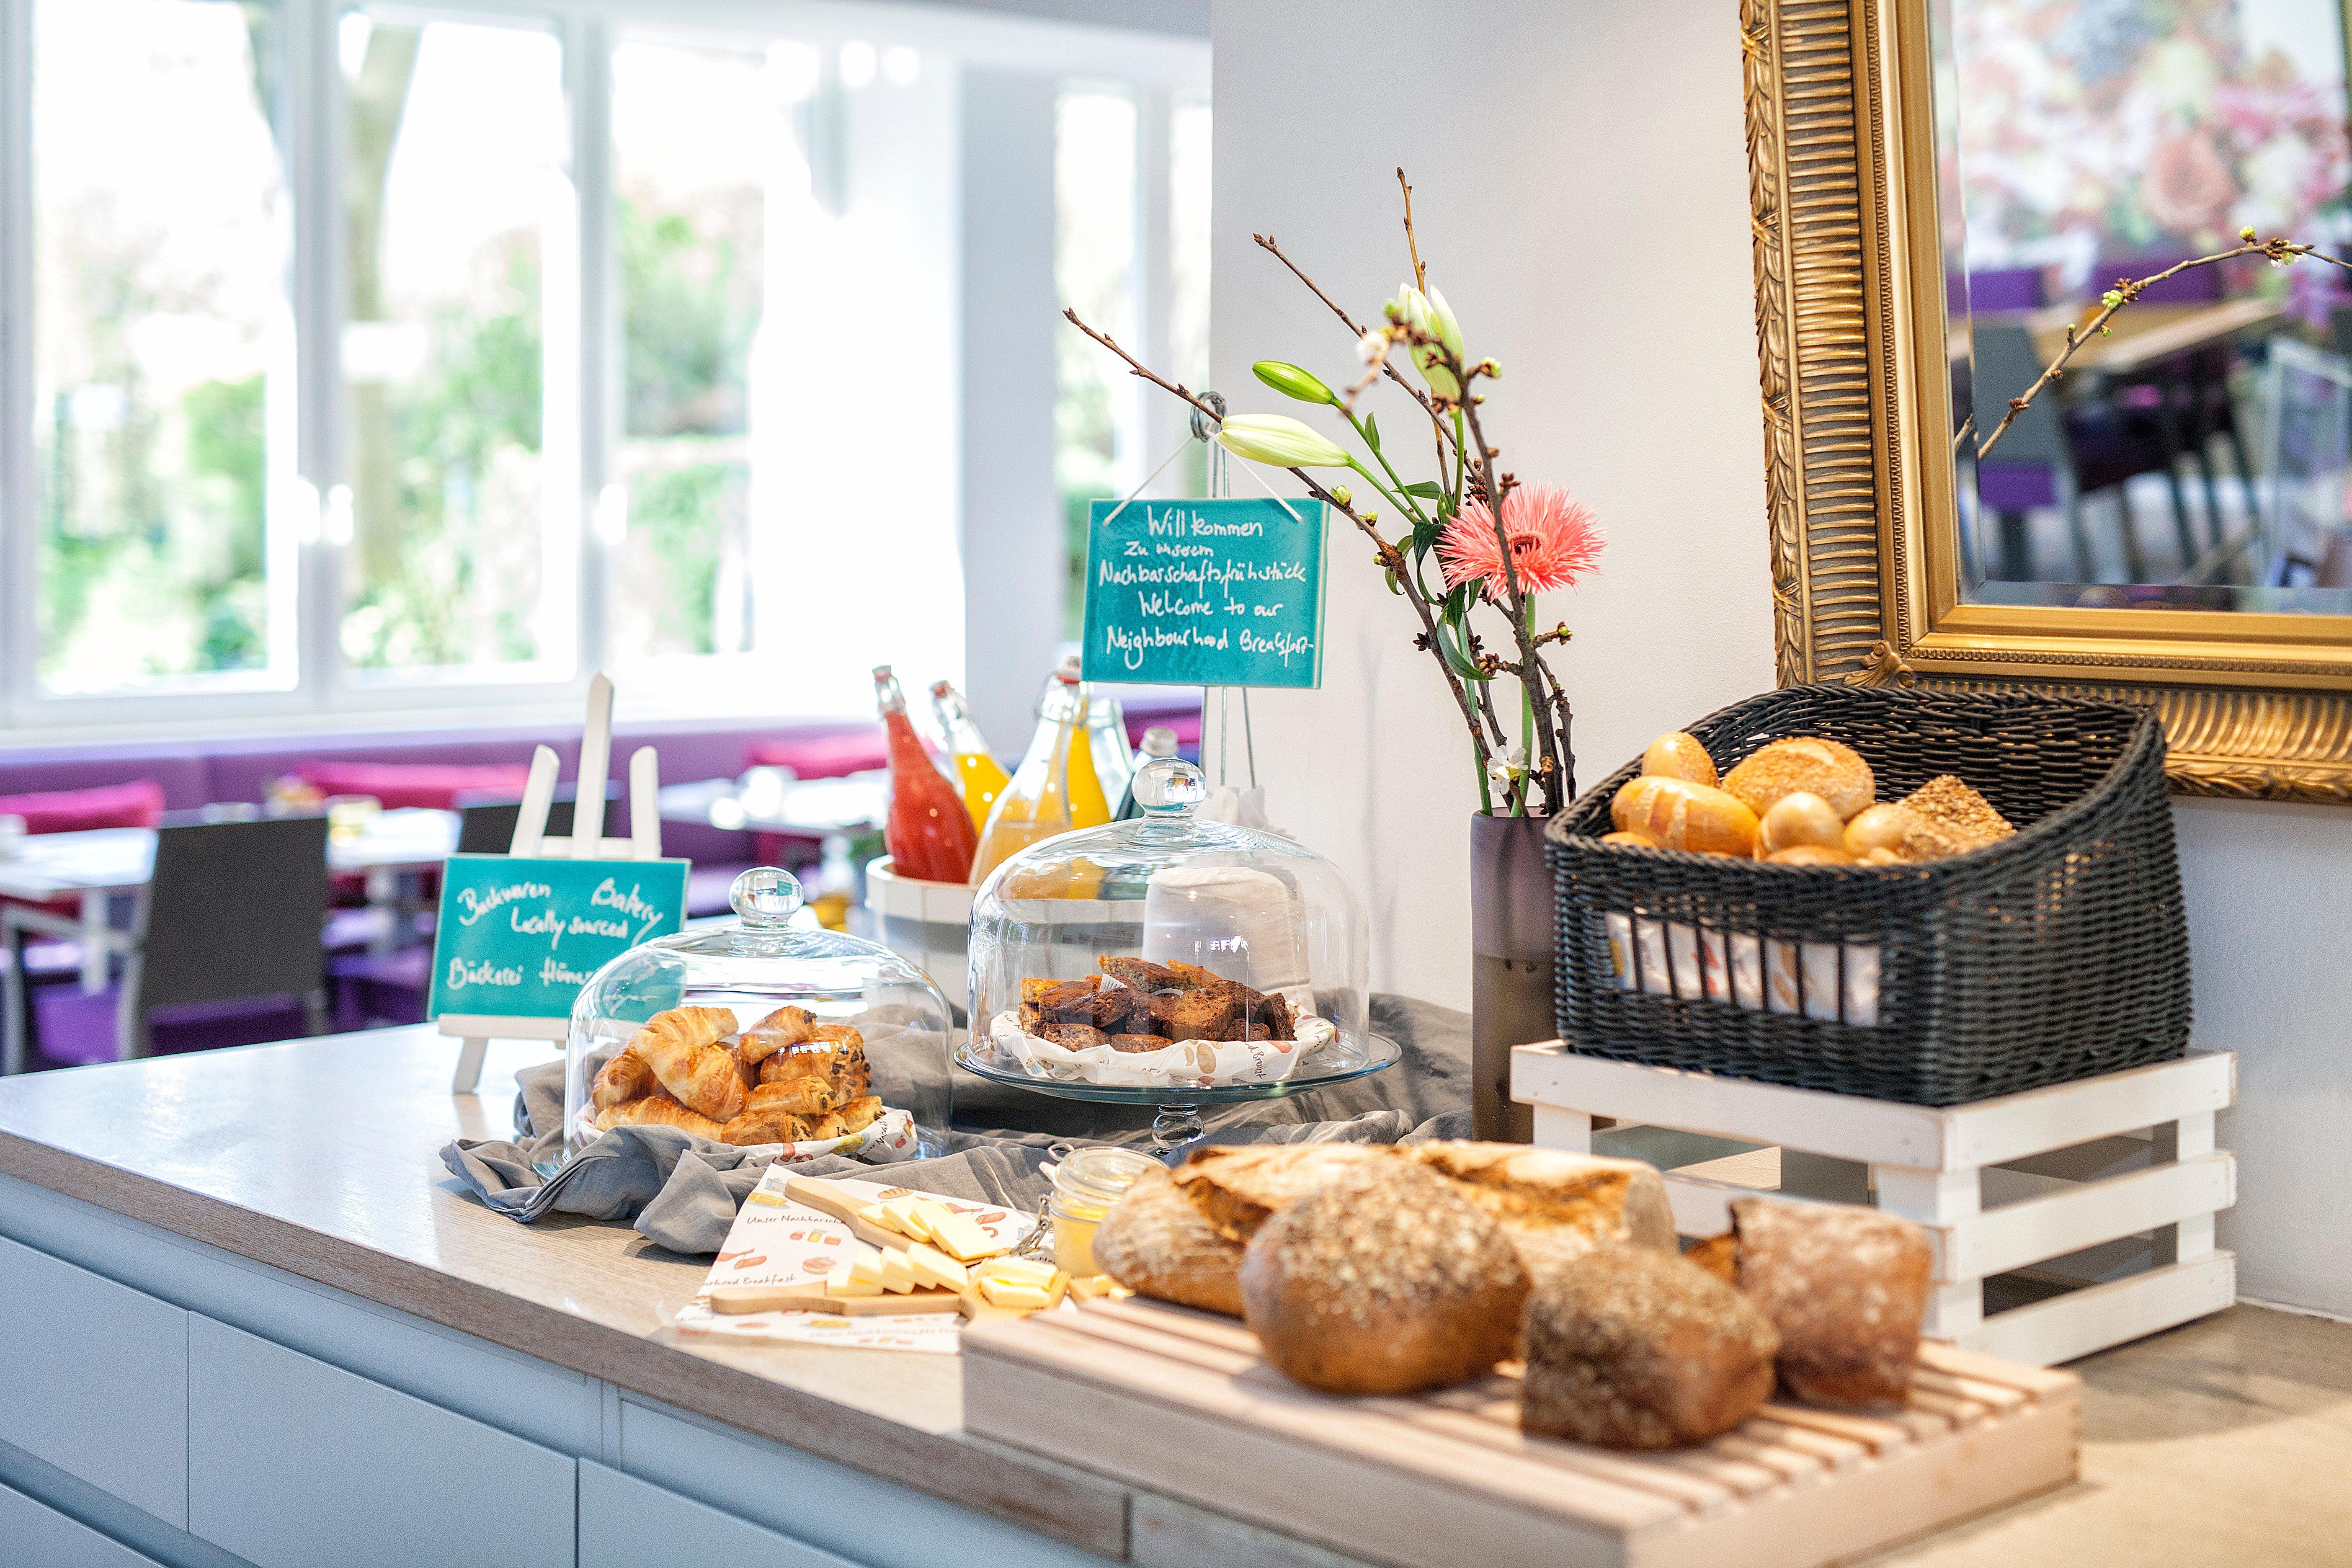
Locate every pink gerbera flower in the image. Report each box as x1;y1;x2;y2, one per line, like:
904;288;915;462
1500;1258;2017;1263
1437;484;1605;602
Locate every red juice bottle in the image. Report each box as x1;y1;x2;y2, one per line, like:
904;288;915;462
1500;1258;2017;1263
873;665;978;883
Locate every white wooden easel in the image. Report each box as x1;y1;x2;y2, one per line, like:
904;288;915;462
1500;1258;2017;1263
1514;1041;2238;1367
443;674;665;1093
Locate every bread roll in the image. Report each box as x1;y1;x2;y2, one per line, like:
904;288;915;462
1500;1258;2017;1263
1640;732;1718;787
1756;791;1845;856
1610;776;1759;857
1519;1247;1779;1449
1242;1161;1529;1395
589;1046;654;1112
1842;803;1916;859
1093;1163;1246;1316
629;1006;747;1122
1599;829;1661;848
1722;737;1875;821
594;1094;728;1141
1725;1198;1930;1409
1170;1144;1393;1241
1399;1143;1675;1287
1765;844;1856;867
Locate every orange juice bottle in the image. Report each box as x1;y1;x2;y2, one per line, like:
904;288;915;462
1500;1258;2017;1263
972;658;1112;885
928;680;1012;833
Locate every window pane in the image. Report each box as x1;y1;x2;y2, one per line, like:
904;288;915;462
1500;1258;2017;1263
609;37;767;661
339;14;571;678
31;0;292;695
1055;90;1138;640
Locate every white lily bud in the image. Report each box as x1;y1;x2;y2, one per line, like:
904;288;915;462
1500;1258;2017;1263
1214;413;1351;468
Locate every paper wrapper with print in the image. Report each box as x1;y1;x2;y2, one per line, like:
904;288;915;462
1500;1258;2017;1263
672;1170;1037;1353
1604;911;1881;1026
987;1002;1336;1089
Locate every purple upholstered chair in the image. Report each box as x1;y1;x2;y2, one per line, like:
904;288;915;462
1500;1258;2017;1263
21;817;328;1068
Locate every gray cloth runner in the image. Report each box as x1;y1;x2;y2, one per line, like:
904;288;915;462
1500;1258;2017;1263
441;993;1472;1255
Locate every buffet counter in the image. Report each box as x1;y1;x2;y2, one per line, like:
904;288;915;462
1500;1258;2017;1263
0;1029;2340;1568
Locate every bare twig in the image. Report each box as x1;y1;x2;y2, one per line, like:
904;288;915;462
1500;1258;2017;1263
1455;368;1566;814
1059;308;1496;775
1976;236;2352;461
1398;167;1428;293
1251;232;1459;454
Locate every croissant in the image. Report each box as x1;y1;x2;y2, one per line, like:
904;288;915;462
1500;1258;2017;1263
629;1005;746;1122
738;1005;818;1065
593;1094;727;1141
746;1076;843;1117
589;1046;653;1112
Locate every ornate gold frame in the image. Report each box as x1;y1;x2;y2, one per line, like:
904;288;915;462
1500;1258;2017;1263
1742;0;2352;802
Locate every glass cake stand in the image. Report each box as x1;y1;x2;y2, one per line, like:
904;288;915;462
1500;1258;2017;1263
953;1030;1402;1155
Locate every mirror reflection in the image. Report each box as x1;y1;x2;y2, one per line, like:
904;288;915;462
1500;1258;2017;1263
1939;0;2352;610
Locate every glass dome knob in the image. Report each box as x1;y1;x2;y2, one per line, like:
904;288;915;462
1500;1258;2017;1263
1133;756;1208;815
731;866;805;926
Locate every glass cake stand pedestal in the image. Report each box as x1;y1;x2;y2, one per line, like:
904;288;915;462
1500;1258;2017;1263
953;1032;1403;1156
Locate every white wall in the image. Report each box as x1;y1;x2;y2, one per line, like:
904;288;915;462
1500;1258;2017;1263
1207;0;1773;1004
1210;0;2352;1320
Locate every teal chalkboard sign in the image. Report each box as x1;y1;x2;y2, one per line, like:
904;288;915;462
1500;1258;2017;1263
1081;497;1326;689
426;854;690;1020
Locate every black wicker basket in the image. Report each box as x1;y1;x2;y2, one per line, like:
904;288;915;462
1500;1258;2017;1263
1546;684;2190;1105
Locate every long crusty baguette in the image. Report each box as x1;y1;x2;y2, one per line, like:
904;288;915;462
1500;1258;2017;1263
629;1006;745;1122
589;1046;654;1112
593;1094;727;1141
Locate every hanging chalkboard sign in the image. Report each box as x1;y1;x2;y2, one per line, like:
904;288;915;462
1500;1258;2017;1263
1080;496;1327;689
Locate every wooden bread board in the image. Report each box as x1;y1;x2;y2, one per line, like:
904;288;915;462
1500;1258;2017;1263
961;1297;2079;1568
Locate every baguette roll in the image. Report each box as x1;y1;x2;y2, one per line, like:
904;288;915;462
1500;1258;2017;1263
1640;731;1719;787
1765;844;1856;867
1610;776;1760;857
1599;829;1661;848
1721;736;1875;821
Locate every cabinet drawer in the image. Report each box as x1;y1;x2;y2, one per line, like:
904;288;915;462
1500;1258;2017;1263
186;1315;573;1568
0;1235;188;1527
579;1460;867;1568
0;1479;168;1568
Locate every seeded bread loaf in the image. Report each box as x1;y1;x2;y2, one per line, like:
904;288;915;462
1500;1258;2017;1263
1520;1246;1779;1449
1167;1144;1393;1241
1399;1143;1677;1286
1721;1198;1931;1408
1241;1162;1529;1395
1091;1163;1246;1316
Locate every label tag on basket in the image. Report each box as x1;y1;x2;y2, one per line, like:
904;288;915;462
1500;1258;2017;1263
426;854;690;1020
1081;497;1327;689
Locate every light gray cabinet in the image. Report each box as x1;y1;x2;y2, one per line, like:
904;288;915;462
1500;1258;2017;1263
186;1315;574;1568
0;1479;169;1568
578;1460;869;1568
0;1233;188;1528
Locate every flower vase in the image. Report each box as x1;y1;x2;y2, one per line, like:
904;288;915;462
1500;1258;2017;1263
1468;812;1555;1142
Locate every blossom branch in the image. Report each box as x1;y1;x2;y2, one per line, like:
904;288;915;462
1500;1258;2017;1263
1251;232;1459;454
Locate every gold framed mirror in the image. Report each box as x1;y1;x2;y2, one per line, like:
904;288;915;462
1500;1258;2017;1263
1743;0;2352;800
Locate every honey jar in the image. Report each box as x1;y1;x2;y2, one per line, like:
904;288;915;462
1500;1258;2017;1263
1047;1147;1158;1277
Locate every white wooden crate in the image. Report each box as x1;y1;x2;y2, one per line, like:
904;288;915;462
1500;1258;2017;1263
1512;1043;2237;1368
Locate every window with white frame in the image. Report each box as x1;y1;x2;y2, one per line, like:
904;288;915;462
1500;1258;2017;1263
0;0;1208;732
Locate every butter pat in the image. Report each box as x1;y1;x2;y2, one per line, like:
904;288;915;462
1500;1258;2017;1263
983;1256;1057;1290
825;1263;882;1298
930;1211;999;1262
878;1197;928;1241
847;1253;887;1289
909;1199;955;1241
878;1248;918;1294
906;1243;967;1292
980;1277;1054;1311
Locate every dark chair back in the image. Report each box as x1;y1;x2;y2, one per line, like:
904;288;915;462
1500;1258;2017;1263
1971;322;2069;467
456;794;615;854
135;817;329;1012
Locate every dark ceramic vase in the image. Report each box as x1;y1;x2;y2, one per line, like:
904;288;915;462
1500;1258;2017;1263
1468;812;1555;1142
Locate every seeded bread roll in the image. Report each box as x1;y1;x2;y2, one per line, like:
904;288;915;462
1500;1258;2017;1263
1520;1246;1779;1449
1242;1162;1529;1395
1093;1163;1246;1316
1609;776;1760;857
1725;1198;1931;1409
1721;736;1875;821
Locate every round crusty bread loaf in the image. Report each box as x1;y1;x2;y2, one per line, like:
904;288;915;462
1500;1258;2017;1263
1520;1246;1779;1449
1093;1163;1246;1317
1720;736;1875;821
1241;1161;1529;1395
1728;1197;1930;1409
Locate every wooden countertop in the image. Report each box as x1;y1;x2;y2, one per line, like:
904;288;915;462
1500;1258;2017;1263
0;1028;2344;1568
0;1026;1133;1559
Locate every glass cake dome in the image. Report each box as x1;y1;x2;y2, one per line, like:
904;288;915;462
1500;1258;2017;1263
561;867;953;1166
961;758;1384;1145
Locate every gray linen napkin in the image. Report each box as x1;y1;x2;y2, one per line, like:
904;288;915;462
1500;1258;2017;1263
441;991;1472;1255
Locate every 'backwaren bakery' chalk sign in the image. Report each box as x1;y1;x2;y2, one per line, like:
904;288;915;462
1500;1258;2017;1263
426;853;689;1020
1081;496;1326;689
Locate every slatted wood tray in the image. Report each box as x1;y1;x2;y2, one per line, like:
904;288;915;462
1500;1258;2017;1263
962;1297;2079;1568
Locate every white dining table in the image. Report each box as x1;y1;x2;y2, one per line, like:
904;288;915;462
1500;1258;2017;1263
0;809;459;992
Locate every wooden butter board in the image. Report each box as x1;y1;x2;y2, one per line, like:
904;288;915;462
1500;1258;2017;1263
961;1297;2079;1568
